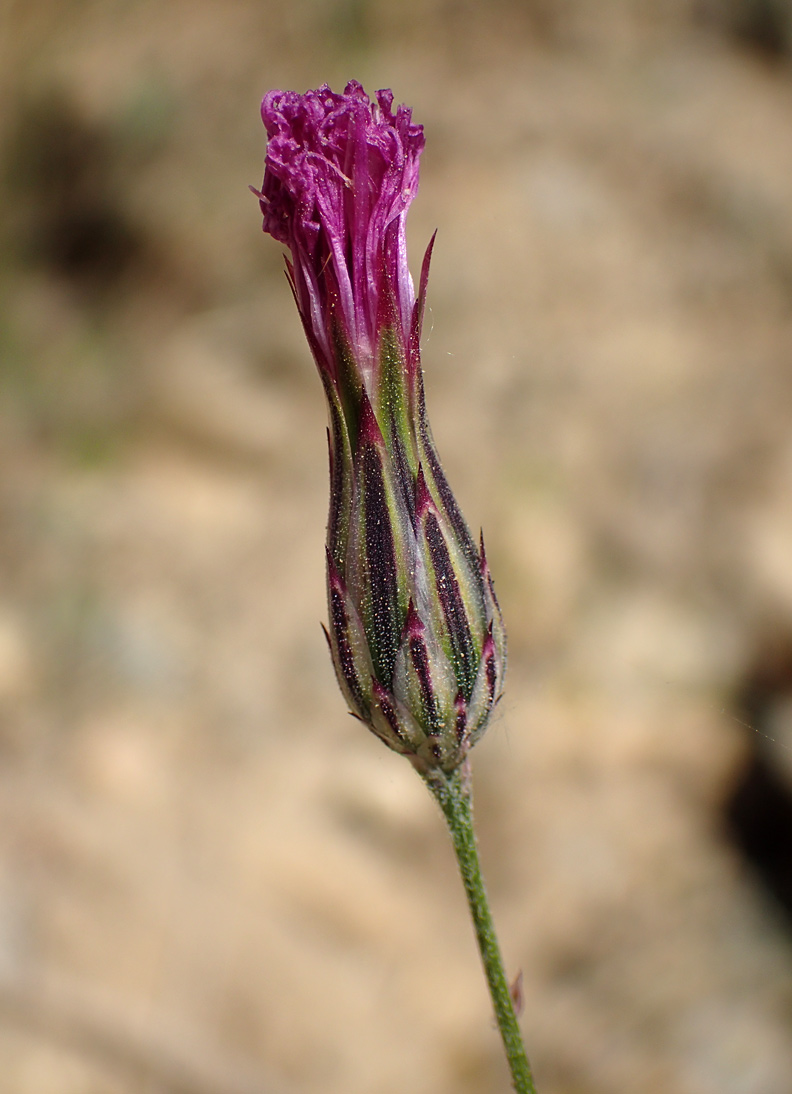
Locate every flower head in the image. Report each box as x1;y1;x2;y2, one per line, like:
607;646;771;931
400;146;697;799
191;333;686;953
257;82;505;775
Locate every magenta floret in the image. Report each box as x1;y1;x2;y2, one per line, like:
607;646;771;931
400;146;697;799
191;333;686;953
258;81;424;382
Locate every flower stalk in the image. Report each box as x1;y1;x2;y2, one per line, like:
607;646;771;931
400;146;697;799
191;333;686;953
426;765;537;1094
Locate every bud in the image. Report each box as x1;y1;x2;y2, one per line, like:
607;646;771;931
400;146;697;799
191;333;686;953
257;82;505;774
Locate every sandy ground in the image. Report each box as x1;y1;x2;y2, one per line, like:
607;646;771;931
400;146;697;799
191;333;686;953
2;2;792;1092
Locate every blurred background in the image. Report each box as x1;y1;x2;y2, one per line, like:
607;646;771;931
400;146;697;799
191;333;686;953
2;1;792;1091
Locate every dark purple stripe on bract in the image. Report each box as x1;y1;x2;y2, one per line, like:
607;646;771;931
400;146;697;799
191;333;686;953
362;442;400;687
486;650;498;704
326;400;347;562
418;399;486;607
373;682;408;745
329;583;365;712
424;510;476;695
409;633;438;730
482;625;499;712
455;691;467;743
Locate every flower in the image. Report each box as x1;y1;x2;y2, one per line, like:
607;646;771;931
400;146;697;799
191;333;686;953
257;81;505;775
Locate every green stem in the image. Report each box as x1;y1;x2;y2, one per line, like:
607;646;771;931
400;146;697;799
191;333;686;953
425;765;538;1094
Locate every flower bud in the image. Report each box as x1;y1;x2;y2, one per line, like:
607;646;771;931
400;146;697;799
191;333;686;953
257;82;505;774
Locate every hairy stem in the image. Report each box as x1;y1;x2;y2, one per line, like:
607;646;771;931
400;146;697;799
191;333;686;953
425;765;537;1094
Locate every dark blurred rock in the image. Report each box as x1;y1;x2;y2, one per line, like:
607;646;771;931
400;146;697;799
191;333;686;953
4;93;144;300
697;0;792;61
724;629;792;923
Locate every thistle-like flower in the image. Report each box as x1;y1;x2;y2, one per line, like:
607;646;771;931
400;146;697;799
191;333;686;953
257;82;505;775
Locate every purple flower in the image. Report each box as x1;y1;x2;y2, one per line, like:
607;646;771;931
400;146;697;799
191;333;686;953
259;80;424;386
257;82;505;775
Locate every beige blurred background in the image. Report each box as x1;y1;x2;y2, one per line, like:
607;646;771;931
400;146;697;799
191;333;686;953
2;1;792;1092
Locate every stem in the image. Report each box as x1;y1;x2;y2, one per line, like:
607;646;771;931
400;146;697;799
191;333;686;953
425;765;538;1094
